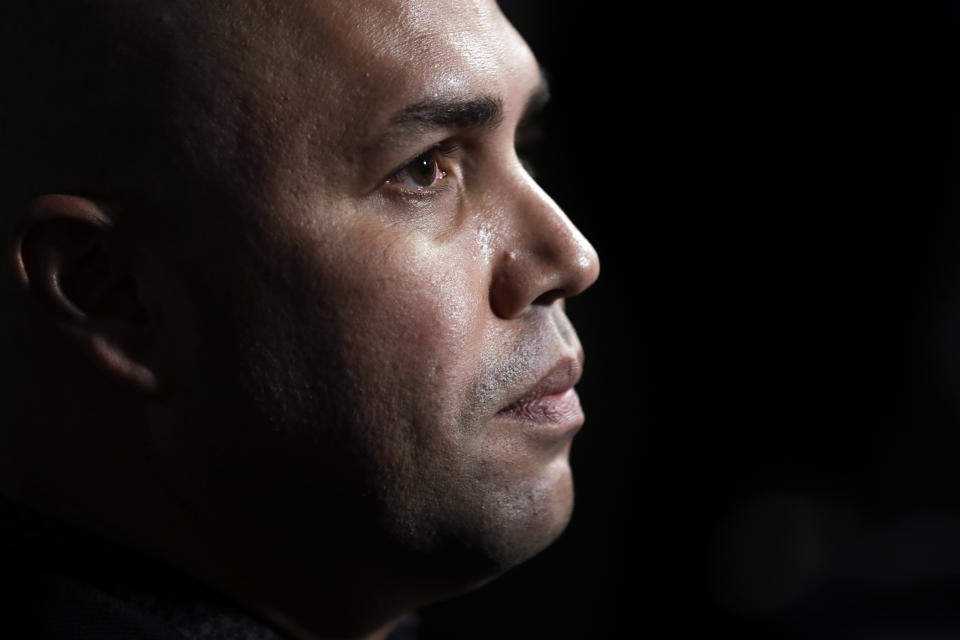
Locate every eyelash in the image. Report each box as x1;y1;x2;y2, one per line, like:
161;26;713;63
384;142;461;199
380;127;541;204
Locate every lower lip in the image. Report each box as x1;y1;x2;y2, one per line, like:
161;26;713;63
497;388;584;433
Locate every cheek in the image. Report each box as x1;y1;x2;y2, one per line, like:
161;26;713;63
330;232;489;416
406;269;482;360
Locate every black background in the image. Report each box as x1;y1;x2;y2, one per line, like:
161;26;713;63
419;2;960;638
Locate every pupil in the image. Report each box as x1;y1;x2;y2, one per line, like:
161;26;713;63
413;153;437;186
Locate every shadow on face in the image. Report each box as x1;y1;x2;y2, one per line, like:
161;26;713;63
1;1;599;637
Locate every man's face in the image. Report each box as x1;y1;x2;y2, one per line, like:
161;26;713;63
139;0;598;596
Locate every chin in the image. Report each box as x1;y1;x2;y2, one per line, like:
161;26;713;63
448;455;576;582
380;437;578;597
502;456;575;563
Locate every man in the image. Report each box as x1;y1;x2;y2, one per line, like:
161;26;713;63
0;0;599;638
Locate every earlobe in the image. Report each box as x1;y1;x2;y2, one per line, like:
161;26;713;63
12;194;159;394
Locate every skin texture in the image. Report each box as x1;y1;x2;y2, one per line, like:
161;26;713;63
1;1;598;638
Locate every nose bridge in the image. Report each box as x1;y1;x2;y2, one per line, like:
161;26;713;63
489;171;599;319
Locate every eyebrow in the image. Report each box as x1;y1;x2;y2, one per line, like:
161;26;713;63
388;71;551;136
392;94;504;132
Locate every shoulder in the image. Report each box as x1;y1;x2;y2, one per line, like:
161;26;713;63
0;560;187;640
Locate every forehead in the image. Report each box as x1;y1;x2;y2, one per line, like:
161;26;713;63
294;0;535;143
160;0;537;199
307;0;522;94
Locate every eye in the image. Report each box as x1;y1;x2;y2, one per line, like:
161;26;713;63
390;147;445;190
386;144;457;193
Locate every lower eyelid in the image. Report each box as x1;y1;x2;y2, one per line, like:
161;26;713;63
384;170;451;198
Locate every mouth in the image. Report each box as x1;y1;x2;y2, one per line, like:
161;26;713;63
497;357;585;427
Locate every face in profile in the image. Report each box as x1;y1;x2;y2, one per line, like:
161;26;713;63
145;0;599;576
3;0;599;632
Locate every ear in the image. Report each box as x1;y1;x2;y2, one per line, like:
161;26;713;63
11;194;159;393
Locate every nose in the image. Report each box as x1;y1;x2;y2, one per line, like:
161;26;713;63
489;174;600;319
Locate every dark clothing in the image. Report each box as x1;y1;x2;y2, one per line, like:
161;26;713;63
0;498;418;639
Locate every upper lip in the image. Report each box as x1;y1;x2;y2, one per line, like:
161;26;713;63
498;355;583;413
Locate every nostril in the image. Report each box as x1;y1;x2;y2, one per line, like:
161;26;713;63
533;288;564;306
